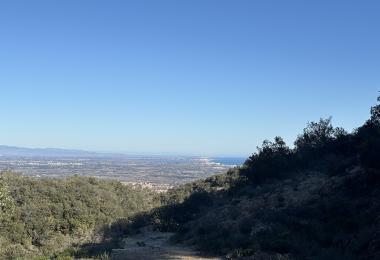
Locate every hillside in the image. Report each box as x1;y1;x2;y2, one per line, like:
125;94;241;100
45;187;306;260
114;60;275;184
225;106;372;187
0;173;159;259
108;96;380;259
1;96;380;260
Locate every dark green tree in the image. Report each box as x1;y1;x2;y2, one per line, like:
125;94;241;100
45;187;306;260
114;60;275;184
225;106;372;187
370;95;380;124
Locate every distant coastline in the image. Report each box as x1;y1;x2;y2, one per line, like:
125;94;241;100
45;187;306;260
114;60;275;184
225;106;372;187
209;157;245;167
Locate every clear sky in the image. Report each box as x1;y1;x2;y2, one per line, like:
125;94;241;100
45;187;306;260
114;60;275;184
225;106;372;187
0;0;379;157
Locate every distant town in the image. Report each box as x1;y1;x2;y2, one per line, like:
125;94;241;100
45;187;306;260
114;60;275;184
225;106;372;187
0;145;245;192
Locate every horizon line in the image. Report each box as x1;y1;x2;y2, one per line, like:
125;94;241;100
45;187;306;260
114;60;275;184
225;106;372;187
0;144;249;158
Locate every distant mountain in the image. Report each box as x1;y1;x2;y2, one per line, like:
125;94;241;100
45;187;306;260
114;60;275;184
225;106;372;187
0;145;100;157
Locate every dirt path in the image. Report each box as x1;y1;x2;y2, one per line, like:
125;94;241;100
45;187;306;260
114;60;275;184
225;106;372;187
111;226;222;260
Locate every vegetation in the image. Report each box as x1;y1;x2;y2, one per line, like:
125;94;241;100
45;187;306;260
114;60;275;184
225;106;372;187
128;95;380;259
0;176;14;222
1;95;380;259
0;173;158;259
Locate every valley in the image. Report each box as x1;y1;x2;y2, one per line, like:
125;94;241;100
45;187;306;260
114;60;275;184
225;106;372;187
0;155;243;191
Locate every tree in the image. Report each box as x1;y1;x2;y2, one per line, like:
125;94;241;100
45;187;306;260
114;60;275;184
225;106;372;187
294;117;336;150
242;137;294;184
356;95;380;170
370;95;380;125
0;176;14;222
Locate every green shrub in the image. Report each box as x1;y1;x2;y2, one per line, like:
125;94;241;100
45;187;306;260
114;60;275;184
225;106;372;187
0;173;158;258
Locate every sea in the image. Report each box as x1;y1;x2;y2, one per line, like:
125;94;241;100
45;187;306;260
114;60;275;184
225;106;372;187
210;157;246;167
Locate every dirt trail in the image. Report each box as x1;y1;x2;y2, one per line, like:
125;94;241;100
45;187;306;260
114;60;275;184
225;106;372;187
111;226;222;260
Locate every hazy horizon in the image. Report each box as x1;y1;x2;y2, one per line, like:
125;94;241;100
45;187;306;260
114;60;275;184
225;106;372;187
0;144;247;158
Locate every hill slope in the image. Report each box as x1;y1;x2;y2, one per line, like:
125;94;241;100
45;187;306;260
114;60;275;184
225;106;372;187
1;96;380;260
113;96;380;260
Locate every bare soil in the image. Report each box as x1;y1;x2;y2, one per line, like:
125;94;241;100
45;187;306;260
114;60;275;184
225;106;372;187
111;226;222;260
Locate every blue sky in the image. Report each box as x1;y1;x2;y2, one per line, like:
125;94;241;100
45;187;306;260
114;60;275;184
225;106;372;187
0;0;379;156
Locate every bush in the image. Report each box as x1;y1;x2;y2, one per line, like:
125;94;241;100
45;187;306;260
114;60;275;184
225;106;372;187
0;176;14;222
0;172;158;258
242;136;295;184
294;117;348;155
350;96;380;171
